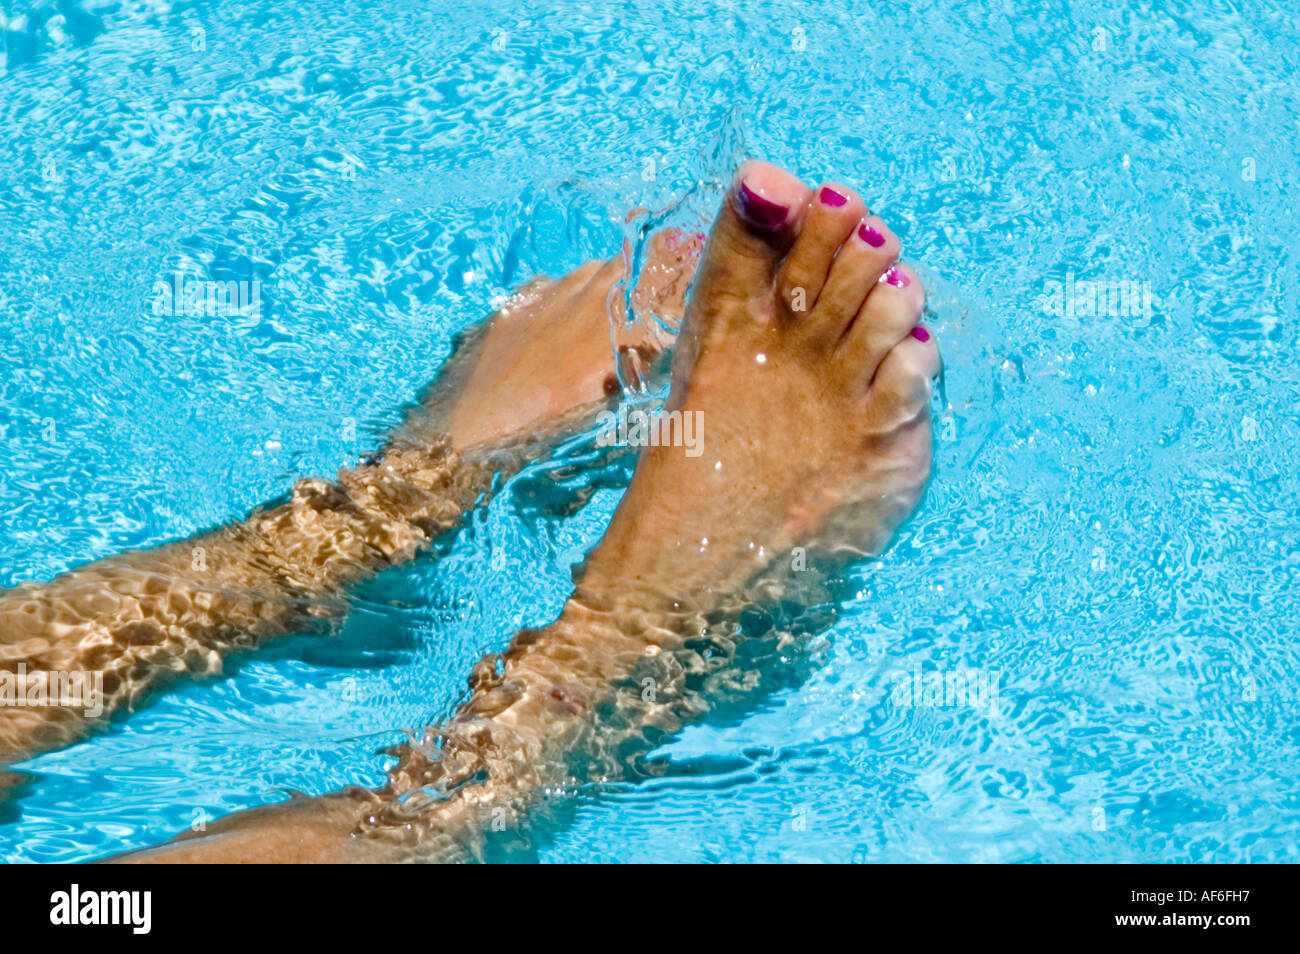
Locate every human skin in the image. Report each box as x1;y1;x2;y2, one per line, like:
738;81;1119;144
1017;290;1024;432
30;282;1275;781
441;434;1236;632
0;230;701;762
112;160;939;864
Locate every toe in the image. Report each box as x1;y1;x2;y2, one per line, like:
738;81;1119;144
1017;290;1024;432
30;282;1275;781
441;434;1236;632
688;161;813;329
730;160;812;238
811;215;902;330
776;182;868;319
629;228;703;331
867;326;941;424
834;261;926;381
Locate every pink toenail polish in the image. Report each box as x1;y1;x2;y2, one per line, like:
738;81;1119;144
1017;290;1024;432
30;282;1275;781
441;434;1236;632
819;186;848;208
883;267;910;288
910;325;931;343
738;181;790;229
858;223;886;248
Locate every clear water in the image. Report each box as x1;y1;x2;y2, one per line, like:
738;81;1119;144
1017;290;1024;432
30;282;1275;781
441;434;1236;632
2;0;1297;863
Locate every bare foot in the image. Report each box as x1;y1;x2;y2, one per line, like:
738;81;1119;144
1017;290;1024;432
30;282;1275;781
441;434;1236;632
581;162;939;607
408;229;703;455
108;163;939;863
0;233;700;765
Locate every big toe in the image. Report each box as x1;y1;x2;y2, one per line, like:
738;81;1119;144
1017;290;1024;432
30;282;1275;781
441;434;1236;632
690;161;813;322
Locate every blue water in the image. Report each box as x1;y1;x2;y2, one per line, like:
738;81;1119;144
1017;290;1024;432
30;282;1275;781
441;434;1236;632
2;0;1297;863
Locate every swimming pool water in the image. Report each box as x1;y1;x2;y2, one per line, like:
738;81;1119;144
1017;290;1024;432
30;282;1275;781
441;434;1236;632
1;0;1297;862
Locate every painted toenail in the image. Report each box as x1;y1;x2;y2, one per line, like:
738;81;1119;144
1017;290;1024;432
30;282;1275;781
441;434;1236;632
858;224;886;248
909;325;931;343
819;186;848;208
737;181;790;229
883;267;910;288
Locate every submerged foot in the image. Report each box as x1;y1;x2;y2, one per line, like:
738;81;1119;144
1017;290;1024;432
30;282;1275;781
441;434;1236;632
109;163;939;864
0;229;701;766
582;161;939;604
413;230;702;454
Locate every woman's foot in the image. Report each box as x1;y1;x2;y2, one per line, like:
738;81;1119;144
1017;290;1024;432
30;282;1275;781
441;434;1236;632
0;232;700;766
416;230;702;454
107;162;940;864
581;162;939;606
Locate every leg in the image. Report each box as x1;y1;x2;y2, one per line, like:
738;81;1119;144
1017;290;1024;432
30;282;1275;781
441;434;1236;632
112;161;937;864
0;232;701;762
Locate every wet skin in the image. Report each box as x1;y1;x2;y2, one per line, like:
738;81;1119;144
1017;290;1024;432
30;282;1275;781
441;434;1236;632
0;231;700;763
113;161;939;864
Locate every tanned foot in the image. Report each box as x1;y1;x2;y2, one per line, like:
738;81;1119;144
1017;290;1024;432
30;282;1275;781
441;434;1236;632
109;163;938;864
412;229;703;455
0;231;699;765
580;161;939;606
